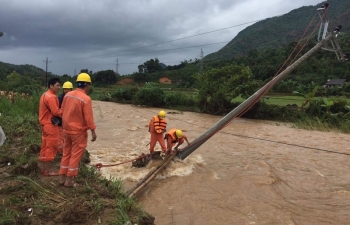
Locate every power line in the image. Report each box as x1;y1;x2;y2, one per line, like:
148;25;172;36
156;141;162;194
48;13;299;74
99;41;228;58
220;131;350;156
54;41;228;65
131;107;350;157
55;19;262;62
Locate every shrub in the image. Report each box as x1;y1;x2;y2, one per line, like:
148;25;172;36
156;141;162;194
163;92;193;107
133;86;164;107
306;98;349;116
111;86;139;102
241;102;300;120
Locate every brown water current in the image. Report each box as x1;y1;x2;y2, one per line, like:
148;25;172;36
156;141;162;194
89;100;350;225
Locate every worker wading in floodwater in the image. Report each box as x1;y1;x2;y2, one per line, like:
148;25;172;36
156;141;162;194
148;110;167;158
165;128;190;155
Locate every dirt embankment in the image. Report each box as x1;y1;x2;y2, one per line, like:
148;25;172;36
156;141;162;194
0;137;154;225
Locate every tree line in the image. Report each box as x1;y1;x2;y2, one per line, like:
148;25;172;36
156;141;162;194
0;32;349;96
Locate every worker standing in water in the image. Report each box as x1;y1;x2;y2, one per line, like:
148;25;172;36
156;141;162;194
148;110;167;157
57;81;73;154
165;128;190;155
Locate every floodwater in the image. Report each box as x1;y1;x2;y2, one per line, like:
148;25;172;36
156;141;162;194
89;100;350;225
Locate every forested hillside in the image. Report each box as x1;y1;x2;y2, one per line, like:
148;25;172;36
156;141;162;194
205;0;350;61
0;62;47;79
206;32;350;82
1;0;349;92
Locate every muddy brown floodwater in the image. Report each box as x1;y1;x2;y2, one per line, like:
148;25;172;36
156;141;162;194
89;100;350;225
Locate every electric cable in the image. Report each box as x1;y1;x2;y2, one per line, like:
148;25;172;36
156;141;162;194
55;20;262;62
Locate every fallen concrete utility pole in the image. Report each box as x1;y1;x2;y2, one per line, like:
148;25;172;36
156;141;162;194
127;154;177;197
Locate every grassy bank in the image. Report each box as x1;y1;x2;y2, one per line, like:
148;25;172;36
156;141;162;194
0;95;154;225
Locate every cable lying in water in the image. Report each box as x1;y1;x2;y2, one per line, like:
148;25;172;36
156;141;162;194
220;131;350;156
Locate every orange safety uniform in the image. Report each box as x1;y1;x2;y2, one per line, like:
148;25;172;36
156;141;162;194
149;115;167;153
38;90;62;162
58;127;64;154
166;128;187;151
57;93;67;154
59;89;96;177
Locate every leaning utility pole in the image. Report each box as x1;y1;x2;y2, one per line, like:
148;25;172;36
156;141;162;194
177;2;348;160
43;57;51;87
124;2;348;198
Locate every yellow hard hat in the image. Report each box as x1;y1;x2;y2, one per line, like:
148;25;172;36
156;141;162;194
175;129;182;138
62;81;73;89
158;110;166;118
76;73;92;83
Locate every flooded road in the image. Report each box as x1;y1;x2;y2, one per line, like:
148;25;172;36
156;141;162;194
89;101;350;225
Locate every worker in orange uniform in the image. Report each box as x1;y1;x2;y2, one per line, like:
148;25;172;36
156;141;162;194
59;73;97;187
149;110;167;157
165;129;190;155
38;77;62;176
58;81;73;108
57;81;73;154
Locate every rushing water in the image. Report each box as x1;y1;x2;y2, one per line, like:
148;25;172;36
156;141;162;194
89;101;350;225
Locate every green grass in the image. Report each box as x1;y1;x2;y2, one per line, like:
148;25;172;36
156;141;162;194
0;95;155;225
0;208;18;225
262;95;304;106
164;89;198;98
292;116;350;133
233;94;350;108
231;94;304;106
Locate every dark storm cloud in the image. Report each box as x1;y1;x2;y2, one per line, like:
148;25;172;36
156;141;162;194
0;0;322;75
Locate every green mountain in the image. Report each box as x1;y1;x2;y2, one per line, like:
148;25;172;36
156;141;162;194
0;61;46;79
0;61;59;90
205;0;350;62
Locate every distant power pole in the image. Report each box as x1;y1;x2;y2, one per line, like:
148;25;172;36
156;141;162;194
199;49;204;76
116;58;119;74
43;57;51;86
74;68;76;77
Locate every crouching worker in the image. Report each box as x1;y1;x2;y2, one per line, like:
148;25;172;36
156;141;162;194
165;128;190;155
59;73;97;187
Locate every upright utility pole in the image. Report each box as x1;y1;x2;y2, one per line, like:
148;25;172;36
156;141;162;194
43;57;51;87
199;49;203;76
116;58;119;74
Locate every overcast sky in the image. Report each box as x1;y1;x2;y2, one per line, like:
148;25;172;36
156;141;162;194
0;0;323;76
